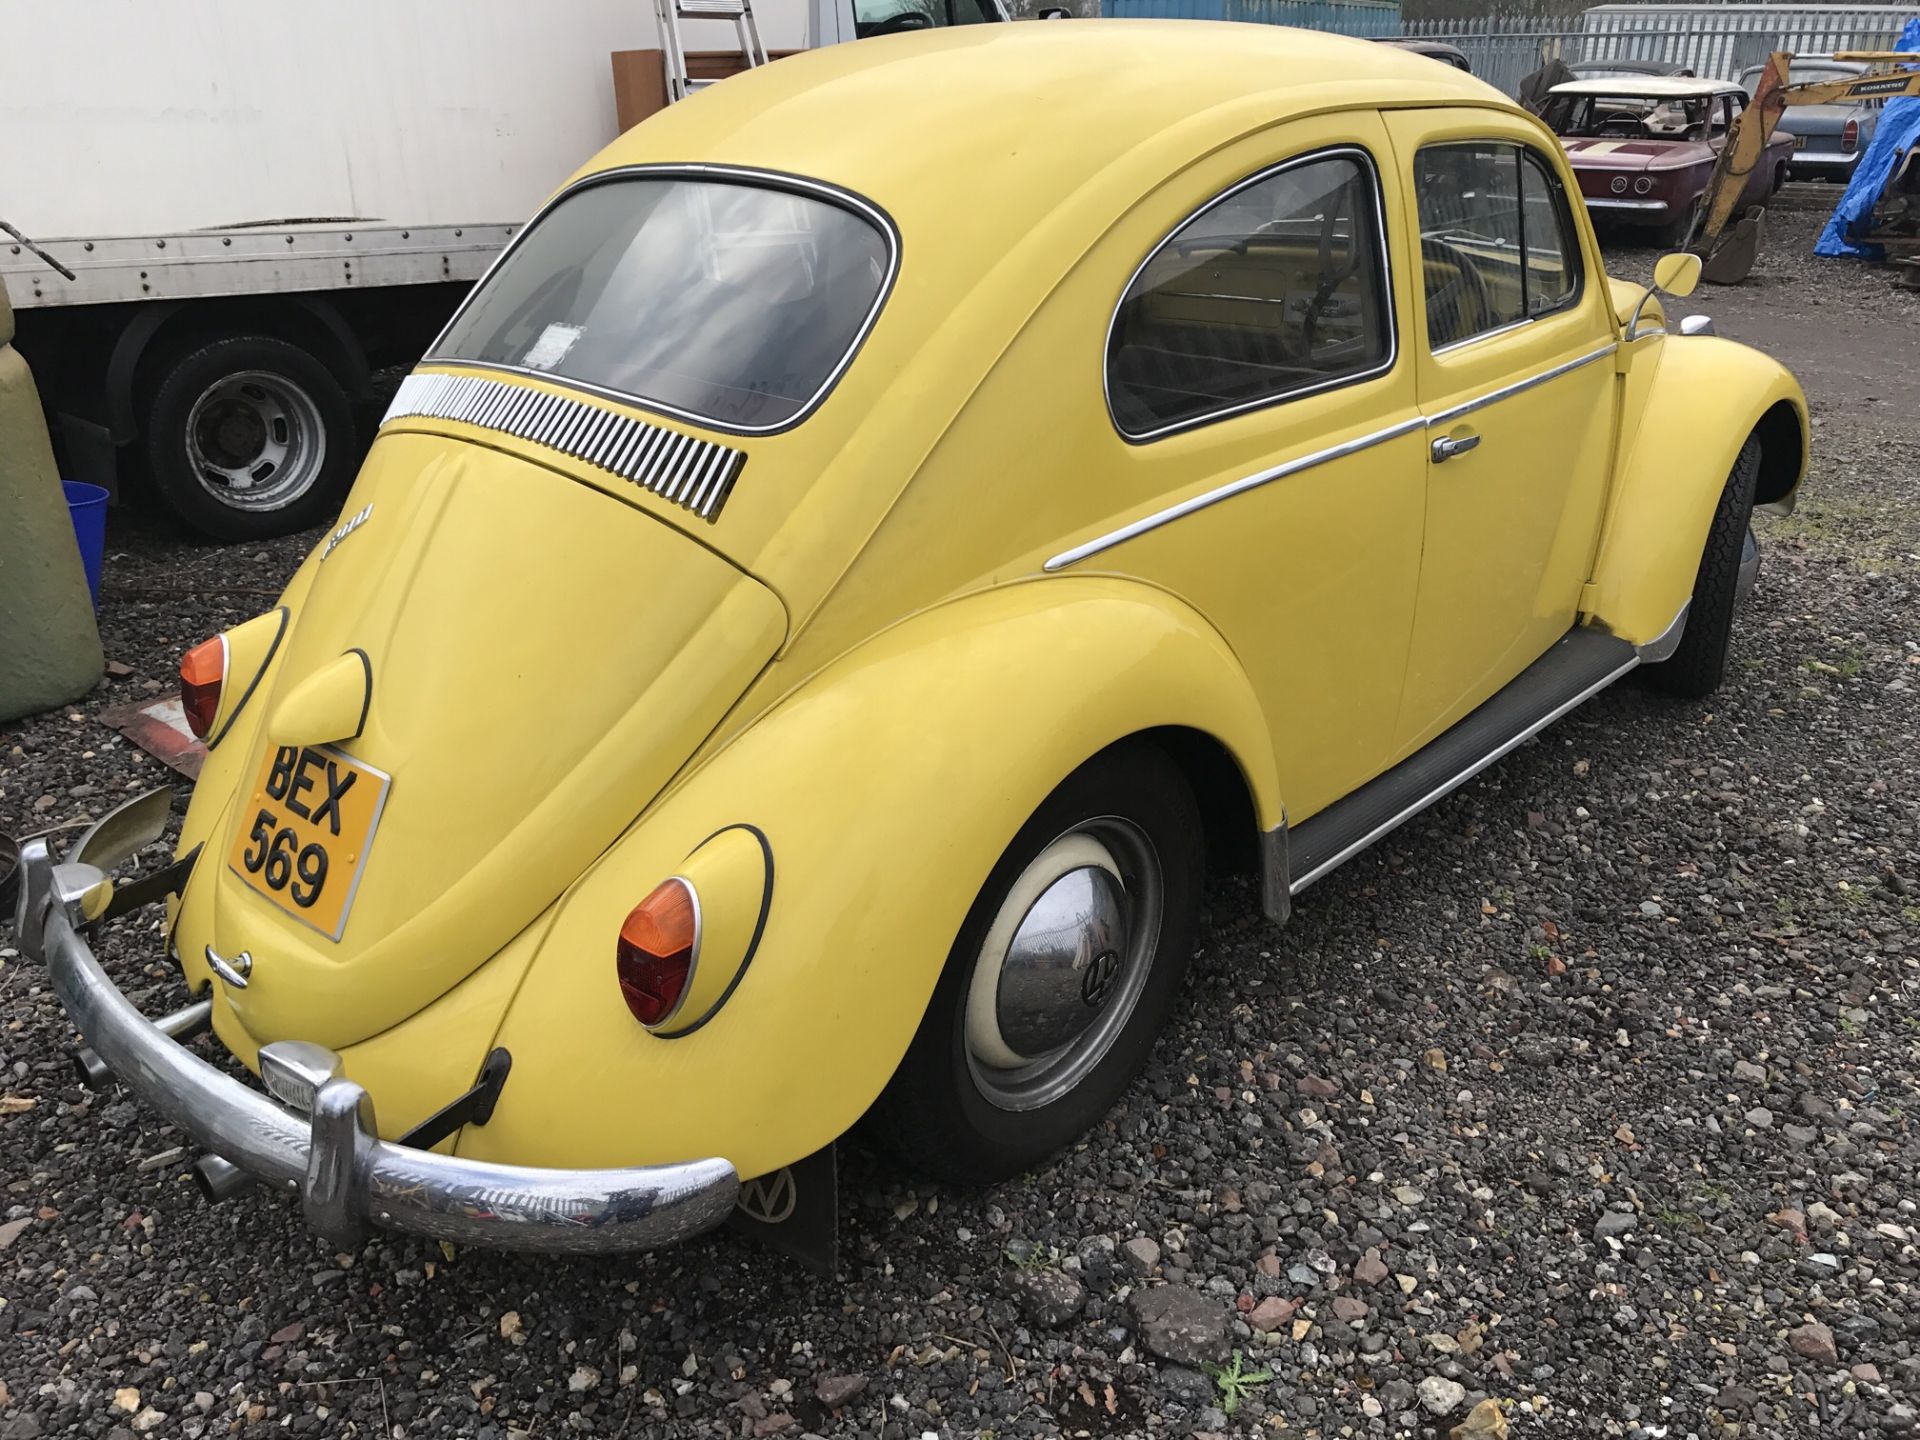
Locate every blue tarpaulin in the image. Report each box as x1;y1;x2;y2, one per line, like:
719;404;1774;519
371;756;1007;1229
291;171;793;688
1815;15;1920;258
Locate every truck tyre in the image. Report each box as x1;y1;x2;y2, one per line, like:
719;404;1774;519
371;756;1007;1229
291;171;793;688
865;740;1203;1185
1642;433;1761;700
142;335;355;541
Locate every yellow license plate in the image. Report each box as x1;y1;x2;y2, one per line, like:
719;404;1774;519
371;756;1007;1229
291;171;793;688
227;744;391;941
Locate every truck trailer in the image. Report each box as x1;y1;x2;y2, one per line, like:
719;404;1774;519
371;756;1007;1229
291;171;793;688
0;0;1007;539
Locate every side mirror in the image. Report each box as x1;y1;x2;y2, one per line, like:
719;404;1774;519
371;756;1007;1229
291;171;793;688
1653;251;1703;298
1624;250;1706;345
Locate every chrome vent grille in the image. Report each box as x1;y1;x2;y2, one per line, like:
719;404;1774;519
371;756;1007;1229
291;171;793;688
381;371;747;522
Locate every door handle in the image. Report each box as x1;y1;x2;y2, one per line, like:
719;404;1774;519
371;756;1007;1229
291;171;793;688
1431;432;1482;464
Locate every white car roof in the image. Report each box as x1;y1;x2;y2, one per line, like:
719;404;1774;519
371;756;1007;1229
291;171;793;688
1548;76;1747;98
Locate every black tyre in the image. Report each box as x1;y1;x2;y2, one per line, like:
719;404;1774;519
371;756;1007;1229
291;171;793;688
142;334;356;541
866;740;1204;1184
1642;433;1761;700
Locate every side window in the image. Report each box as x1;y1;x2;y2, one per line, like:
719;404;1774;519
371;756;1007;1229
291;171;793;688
1107;151;1393;440
1414;142;1582;351
1518;150;1579;316
852;0;991;38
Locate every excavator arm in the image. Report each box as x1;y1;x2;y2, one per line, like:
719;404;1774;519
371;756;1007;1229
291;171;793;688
1693;50;1920;283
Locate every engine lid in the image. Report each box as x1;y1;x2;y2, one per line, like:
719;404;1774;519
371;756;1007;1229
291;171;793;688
199;430;786;1048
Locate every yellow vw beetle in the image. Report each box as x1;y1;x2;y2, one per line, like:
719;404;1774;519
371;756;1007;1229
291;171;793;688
8;22;1805;1260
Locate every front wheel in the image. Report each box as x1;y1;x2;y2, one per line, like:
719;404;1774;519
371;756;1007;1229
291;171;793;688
1641;434;1761;699
865;741;1203;1184
142;334;356;542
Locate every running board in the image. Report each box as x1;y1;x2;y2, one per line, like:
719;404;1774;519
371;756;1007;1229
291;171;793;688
1287;627;1640;895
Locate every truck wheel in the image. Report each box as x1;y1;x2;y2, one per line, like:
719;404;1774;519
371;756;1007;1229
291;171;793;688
142;335;355;541
865;740;1203;1184
1641;434;1761;700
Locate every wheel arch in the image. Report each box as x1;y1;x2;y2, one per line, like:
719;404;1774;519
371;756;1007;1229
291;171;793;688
108;295;372;443
464;577;1287;1180
1751;396;1804;513
1584;337;1807;646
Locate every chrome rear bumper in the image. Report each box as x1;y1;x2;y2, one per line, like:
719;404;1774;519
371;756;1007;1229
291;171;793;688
9;832;738;1253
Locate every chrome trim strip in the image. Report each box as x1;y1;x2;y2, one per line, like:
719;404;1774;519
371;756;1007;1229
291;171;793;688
1289;647;1641;894
1432;314;1534;356
383;371;750;524
1104;144;1400;445
17;844;739;1255
1633;600;1690;662
1046;342;1618;571
1423;342;1619;428
1582;197;1670;213
1043;415;1425;571
420;162;903;438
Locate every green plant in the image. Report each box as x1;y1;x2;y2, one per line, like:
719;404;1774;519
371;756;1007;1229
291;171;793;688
1004;1243;1060;1271
1655;1206;1705;1235
1207;1350;1273;1416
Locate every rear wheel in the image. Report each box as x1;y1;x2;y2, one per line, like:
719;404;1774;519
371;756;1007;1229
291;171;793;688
1642;434;1761;700
866;741;1203;1184
142;334;356;541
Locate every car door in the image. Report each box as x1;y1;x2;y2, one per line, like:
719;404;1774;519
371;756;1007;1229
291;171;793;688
1060;110;1428;822
1383;111;1621;758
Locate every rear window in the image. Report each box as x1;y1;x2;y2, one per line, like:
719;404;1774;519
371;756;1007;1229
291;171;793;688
431;174;895;432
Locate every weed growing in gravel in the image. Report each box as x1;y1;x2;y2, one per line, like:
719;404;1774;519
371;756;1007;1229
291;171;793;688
1656;1206;1706;1235
1004;1243;1062;1271
1207;1351;1272;1416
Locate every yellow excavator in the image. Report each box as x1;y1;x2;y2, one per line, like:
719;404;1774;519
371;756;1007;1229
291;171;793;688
1692;50;1920;282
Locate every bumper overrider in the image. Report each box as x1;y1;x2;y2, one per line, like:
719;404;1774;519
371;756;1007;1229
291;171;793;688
4;799;740;1254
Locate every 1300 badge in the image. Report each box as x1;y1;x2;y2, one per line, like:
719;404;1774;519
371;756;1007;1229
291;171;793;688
226;744;391;940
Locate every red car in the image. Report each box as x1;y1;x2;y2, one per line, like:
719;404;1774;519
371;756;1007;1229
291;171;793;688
1542;77;1795;245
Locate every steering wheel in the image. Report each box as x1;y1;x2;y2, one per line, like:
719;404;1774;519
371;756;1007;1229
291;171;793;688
1596;110;1648;137
867;9;933;33
1420;235;1495;345
1302;199;1365;353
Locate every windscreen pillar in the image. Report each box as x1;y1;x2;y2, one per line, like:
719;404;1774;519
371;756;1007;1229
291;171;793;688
0;275;103;723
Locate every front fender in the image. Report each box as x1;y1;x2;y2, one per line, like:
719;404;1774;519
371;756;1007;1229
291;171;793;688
463;577;1281;1180
1584;335;1807;647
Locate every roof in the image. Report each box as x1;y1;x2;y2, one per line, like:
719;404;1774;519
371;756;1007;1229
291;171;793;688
588;22;1504;232
1549;75;1745;98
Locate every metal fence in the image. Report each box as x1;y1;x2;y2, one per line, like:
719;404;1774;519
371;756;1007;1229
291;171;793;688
1400;3;1914;95
1102;0;1402;34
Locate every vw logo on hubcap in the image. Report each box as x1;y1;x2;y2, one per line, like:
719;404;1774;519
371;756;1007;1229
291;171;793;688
1081;948;1121;1009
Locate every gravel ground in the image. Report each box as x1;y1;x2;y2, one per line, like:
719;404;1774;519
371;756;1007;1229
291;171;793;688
3;202;1919;1440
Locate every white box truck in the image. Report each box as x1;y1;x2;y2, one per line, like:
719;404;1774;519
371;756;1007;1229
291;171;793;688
0;0;1008;539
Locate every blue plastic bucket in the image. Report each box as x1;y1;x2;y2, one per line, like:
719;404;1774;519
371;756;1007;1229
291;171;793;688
63;481;109;610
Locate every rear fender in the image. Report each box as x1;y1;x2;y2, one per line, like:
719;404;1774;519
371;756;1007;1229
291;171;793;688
464;577;1281;1180
1585;335;1806;646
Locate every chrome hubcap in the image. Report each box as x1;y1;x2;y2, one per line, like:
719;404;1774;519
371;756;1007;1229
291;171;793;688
185;370;327;512
964;820;1162;1112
